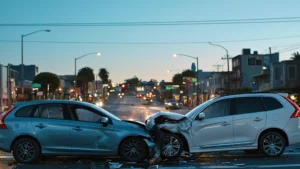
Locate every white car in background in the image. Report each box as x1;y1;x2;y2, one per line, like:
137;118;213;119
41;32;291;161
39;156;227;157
146;93;300;159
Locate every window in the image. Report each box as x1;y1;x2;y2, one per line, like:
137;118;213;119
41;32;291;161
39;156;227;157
288;65;296;80
72;107;102;123
35;104;64;119
262;97;283;111
275;67;282;80
202;100;230;118
15;106;34;117
256;60;262;65
248;57;255;65
235;97;265;115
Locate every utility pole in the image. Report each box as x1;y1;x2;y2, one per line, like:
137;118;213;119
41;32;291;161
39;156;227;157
269;47;272;57
212;64;223;72
221;55;233;94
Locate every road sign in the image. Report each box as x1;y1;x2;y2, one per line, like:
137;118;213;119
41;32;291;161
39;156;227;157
32;83;41;88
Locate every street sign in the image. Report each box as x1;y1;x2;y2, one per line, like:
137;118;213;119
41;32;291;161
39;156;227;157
166;86;174;90
32;83;41;88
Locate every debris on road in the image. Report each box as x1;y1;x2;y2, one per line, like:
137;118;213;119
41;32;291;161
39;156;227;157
109;162;123;169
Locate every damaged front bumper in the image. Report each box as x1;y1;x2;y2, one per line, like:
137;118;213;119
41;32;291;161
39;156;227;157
144;138;156;157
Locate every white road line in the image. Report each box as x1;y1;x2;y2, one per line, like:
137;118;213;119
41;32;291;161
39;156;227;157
0;156;14;160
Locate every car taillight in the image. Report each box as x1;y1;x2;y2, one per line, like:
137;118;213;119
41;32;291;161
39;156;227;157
0;106;15;129
284;97;300;118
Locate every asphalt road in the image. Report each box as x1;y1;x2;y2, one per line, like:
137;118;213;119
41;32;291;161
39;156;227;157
1;94;300;169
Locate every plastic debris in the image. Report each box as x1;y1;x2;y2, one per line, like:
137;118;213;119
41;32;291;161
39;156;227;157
109;162;123;169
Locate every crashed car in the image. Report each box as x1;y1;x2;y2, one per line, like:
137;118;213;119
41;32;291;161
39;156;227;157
0;100;154;164
146;93;300;159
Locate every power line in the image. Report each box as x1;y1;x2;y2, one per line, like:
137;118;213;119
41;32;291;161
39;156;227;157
1;35;300;45
2;16;300;27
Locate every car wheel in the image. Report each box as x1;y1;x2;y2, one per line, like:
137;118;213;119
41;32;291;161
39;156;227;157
259;132;286;157
119;137;148;162
13;138;41;164
244;149;260;154
160;133;183;159
165;107;168;110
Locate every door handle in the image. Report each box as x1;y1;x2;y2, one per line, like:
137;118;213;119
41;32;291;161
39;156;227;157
253;117;263;122
35;124;46;129
221;122;230;126
72;126;83;131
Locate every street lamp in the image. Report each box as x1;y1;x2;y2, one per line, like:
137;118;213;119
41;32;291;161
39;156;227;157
173;53;199;105
74;52;101;92
208;42;230;94
21;30;51;97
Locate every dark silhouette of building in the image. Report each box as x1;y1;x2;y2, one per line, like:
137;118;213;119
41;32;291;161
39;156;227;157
8;64;38;84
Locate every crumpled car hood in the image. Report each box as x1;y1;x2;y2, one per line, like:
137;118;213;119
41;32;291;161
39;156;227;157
122;120;146;129
146;112;187;131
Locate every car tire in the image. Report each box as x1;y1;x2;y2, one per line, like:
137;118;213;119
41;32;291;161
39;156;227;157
160;133;183;159
119;137;148;162
13;137;41;164
165;107;168;110
259;132;286;157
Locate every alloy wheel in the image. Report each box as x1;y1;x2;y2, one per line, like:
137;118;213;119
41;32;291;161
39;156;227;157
263;134;284;156
16;142;36;162
124;139;143;159
161;135;181;157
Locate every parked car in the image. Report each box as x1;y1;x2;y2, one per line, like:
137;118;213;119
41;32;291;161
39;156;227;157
146;93;300;159
164;99;182;109
0;100;154;164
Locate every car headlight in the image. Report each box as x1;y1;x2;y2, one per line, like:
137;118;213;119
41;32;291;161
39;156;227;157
176;103;179;106
99;102;103;107
168;103;172;106
122;93;124;96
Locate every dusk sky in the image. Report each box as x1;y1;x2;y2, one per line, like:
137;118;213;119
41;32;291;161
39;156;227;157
1;0;300;83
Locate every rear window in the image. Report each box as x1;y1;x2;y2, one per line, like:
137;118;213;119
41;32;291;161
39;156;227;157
235;97;265;115
262;97;283;111
15;106;34;117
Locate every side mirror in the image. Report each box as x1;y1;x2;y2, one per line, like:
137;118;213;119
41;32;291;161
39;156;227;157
198;112;205;120
100;117;109;124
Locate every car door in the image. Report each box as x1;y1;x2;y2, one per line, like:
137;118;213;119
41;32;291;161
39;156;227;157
31;104;72;153
66;104;115;154
233;97;267;146
191;99;234;149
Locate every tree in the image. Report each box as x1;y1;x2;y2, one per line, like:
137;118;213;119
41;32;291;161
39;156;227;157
172;73;183;86
125;76;140;87
291;52;300;60
33;72;60;96
182;69;196;78
77;67;95;85
77;67;95;98
98;68;109;84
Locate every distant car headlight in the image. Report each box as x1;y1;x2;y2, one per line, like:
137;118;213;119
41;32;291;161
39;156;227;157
168;103;172;106
150;100;153;102
176;103;179;106
99;102;103;107
122;93;124;96
118;93;121;96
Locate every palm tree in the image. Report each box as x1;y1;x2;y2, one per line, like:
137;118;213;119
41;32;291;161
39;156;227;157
291;52;300;60
98;68;109;84
77;67;95;99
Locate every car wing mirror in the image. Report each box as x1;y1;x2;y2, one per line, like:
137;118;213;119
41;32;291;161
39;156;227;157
198;112;205;120
100;117;109;126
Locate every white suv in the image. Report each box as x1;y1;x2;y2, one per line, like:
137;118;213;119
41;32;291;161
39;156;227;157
146;93;300;158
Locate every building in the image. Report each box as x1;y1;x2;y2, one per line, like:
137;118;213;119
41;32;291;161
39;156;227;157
8;64;39;84
205;72;230;96
252;68;270;92
0;64;8;112
270;60;300;92
231;49;279;91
